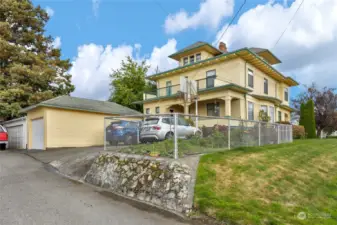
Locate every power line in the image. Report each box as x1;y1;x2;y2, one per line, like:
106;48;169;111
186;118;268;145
272;0;305;49
215;0;247;46
153;0;169;14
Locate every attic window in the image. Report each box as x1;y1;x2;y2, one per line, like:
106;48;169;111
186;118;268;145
183;57;188;65
190;55;195;64
196;53;201;62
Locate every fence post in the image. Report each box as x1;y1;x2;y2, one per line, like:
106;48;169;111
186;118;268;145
258;122;261;146
174;113;178;159
289;125;294;142
277;125;280;144
104;118;106;151
228;118;231;150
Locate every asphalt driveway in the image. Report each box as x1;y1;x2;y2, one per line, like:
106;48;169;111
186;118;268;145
0;151;187;225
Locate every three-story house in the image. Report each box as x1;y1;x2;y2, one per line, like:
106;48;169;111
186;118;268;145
139;41;298;123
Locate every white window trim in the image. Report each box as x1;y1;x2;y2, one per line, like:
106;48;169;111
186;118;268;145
248;69;254;88
248;101;254;120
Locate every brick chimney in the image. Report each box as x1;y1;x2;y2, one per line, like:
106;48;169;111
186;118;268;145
219;42;227;53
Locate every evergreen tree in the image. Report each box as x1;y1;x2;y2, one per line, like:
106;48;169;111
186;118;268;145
306;99;316;138
0;0;74;119
299;103;305;127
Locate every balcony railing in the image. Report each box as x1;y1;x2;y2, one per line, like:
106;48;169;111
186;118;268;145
143;76;230;100
144;84;180;100
195;76;229;91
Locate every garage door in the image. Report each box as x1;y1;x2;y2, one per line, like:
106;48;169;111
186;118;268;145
7;125;24;149
32;118;44;150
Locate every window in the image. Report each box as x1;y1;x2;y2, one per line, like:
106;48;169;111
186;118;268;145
189;55;195;64
178;117;189;126
285;113;289;121
183;57;188;65
155;107;160;114
162;117;173;125
166;81;172;96
248;69;254;88
196;53;201;62
207;103;220;116
260;105;268;113
264;78;268;94
278;111;282;121
284;88;289;101
269;106;274;123
206;70;216;88
248;102;254;120
145;108;150;114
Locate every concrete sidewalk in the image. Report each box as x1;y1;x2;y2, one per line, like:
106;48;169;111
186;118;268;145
23;147;104;164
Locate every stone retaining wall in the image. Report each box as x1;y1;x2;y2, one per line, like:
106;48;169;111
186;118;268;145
54;152;197;214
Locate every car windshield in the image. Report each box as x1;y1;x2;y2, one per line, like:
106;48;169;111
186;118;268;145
144;118;159;125
0;126;4;132
110;120;128;127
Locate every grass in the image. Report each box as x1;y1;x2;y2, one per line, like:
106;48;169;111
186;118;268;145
194;139;337;225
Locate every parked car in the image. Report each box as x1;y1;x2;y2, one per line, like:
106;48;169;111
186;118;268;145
0;125;8;150
106;120;141;145
140;116;201;143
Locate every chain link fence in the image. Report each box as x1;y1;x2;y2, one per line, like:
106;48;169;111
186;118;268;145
104;113;293;159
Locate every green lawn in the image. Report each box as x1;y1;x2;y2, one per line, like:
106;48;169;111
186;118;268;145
194;139;337;225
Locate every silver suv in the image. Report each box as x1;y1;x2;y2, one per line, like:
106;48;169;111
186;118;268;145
140;116;201;142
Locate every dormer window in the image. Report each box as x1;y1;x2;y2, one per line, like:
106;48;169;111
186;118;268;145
183;57;188;66
190;55;195;64
196;53;201;62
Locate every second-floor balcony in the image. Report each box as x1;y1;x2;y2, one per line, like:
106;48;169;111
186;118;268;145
144;76;229;100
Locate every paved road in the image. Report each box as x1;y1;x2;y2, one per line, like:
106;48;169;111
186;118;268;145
0;151;187;225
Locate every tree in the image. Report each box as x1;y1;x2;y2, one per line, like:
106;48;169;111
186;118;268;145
109;56;155;112
0;0;74;119
299;103;305;126
292;83;337;137
303;99;316;138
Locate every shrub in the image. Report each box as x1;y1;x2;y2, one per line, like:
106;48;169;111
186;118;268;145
185;117;195;126
293;125;305;139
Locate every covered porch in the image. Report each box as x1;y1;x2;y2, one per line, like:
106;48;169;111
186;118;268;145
165;97;246;119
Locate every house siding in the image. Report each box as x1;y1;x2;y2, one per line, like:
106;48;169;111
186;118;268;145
44;107;117;148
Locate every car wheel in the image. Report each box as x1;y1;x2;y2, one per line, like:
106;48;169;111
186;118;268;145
195;131;202;137
0;144;6;151
125;134;133;145
165;132;173;140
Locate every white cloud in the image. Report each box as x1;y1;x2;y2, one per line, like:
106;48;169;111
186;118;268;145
164;0;234;34
215;0;337;88
69;39;177;100
45;7;54;17
92;0;100;17
146;39;178;74
52;36;61;49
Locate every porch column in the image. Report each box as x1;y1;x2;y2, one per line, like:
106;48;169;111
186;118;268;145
225;97;232;117
239;98;246;119
184;103;189;115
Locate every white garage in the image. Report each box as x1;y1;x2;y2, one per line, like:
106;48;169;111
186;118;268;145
2;117;27;149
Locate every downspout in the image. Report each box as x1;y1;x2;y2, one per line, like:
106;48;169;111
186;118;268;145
244;62;247;119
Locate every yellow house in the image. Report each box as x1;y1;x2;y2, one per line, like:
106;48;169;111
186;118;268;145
140;41;298;123
21;96;141;150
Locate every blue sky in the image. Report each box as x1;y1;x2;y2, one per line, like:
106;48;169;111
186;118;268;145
33;0;337;101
